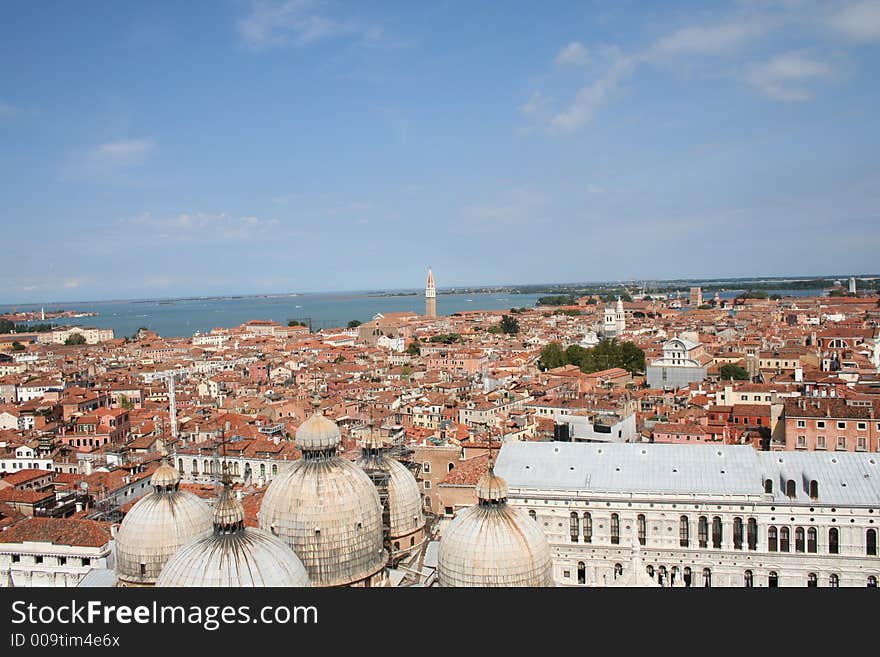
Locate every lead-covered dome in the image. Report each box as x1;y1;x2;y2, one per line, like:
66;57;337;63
258;407;386;587
156;479;310;587
115;460;213;586
438;462;553;587
356;433;425;560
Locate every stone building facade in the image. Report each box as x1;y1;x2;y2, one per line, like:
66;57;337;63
495;442;880;587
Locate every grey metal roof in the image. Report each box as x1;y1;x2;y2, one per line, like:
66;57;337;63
494;442;880;506
758;451;880;507
422;540;440;569
77;568;118;588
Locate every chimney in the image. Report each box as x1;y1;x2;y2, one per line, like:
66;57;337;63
794;365;803;383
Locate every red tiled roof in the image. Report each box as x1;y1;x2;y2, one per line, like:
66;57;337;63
1;469;54;487
0;517;112;547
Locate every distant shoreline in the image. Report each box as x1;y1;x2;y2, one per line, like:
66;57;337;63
2;274;878;307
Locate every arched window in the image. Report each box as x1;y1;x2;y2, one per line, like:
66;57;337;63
795;527;805;553
764;479;773;494
829;527;839;554
785;479;796;498
744;570;753;588
867;529;877;557
192;459;198;475
780;527;790;552
177;458;183;473
747;517;758;551
646;565;654;579
768;571;778;588
611;513;620;545
683;567;692;588
868;576;878;588
733;517;743;550
712;516;722;549
583;512;592;543
702;568;712;588
528;510;537;521
807;527;818;553
272;464;277;476
671;566;679;586
448;463;455;473
637;514;646;546
613;563;623;579
679;516;689;547
768;526;778;552
570;512;580;543
658;566;667;586
259;463;266;478
698;516;708;548
807;572;817;587
809;480;819;500
829;574;839;588
577;562;586;585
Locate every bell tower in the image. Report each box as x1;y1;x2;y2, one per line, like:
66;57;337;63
425;267;437;318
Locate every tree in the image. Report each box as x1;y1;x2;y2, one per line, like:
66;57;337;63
347;320;362;328
618;341;646;374
118;394;134;410
406;341;420;356
769;294;782;301
429;333;461;344
719;364;750;381
11;341;25;351
499;315;520;335
400;365;413;378
288;320;307;327
538;342;566;371
334;355;345;363
64;333;86;346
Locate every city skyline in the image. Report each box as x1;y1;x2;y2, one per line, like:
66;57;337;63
3;1;880;304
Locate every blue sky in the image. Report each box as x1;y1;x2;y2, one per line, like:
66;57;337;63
2;0;879;303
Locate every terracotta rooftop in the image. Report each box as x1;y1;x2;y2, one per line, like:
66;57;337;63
0;517;112;547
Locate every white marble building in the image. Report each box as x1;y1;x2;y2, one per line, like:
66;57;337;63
494;442;880;588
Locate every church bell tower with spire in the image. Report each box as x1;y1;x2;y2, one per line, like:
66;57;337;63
425;267;437;318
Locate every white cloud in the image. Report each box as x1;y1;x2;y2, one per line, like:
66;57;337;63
519;91;551;117
460;189;547;228
63;279;82;289
548;56;635;134
64;138;156;180
828;1;880;41
238;0;383;49
747;52;834;101
122;212;281;242
651;21;766;56
554;42;589;66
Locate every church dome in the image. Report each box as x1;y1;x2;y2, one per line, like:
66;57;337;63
258;408;386;587
438;464;553;587
156;480;310;588
356;436;425;550
115;461;213;586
